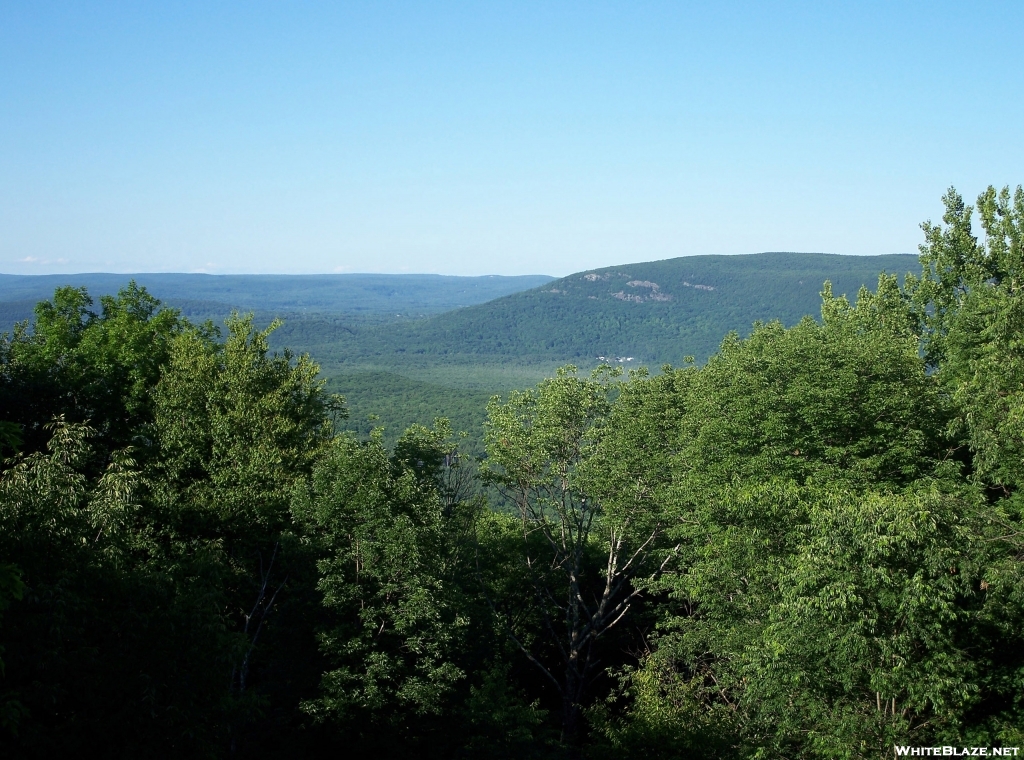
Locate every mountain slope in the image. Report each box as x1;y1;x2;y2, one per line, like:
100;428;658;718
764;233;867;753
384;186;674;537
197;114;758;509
293;252;919;373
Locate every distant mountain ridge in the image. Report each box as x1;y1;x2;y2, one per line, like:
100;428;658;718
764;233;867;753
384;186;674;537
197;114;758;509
284;252;920;374
0;272;556;326
3;255;920;373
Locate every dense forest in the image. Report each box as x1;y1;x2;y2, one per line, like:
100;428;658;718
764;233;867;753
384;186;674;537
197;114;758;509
281;253;920;446
1;186;1022;758
258;252;919;376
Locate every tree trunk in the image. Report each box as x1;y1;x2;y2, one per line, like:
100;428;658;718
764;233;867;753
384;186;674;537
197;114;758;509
561;698;582;759
561;665;584;758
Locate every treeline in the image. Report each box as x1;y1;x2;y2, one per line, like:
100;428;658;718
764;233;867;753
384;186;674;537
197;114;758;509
1;187;1022;758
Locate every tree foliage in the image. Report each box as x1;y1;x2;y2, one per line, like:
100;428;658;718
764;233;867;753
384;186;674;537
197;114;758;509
1;188;1022;757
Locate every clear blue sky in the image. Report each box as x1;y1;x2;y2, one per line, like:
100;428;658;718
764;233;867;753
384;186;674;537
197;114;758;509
1;1;1021;276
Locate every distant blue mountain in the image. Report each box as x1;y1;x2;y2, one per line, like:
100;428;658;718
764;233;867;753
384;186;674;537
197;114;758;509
0;272;556;327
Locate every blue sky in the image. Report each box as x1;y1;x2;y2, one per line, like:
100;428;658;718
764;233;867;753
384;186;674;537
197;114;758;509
1;1;1021;276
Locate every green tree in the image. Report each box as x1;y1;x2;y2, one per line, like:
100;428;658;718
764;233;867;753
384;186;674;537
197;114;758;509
601;278;1010;757
745;485;989;757
0;282;182;461
482;366;677;750
149;313;341;750
908;185;1024;747
1;298;345;756
293;421;477;752
152;313;336;537
0;420;244;756
911;185;1024;489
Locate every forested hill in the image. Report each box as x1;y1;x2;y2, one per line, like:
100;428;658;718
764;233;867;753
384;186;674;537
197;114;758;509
288;252;918;371
0;272;555;326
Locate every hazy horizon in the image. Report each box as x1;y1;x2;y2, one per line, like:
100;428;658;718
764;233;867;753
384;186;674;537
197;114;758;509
0;249;915;280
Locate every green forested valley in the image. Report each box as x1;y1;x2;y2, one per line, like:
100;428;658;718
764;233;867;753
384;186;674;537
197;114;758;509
308;251;918;440
1;186;1023;758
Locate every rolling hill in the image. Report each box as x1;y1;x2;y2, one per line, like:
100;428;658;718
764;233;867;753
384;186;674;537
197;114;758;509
0;272;555;327
291;252;921;442
281;252;919;377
